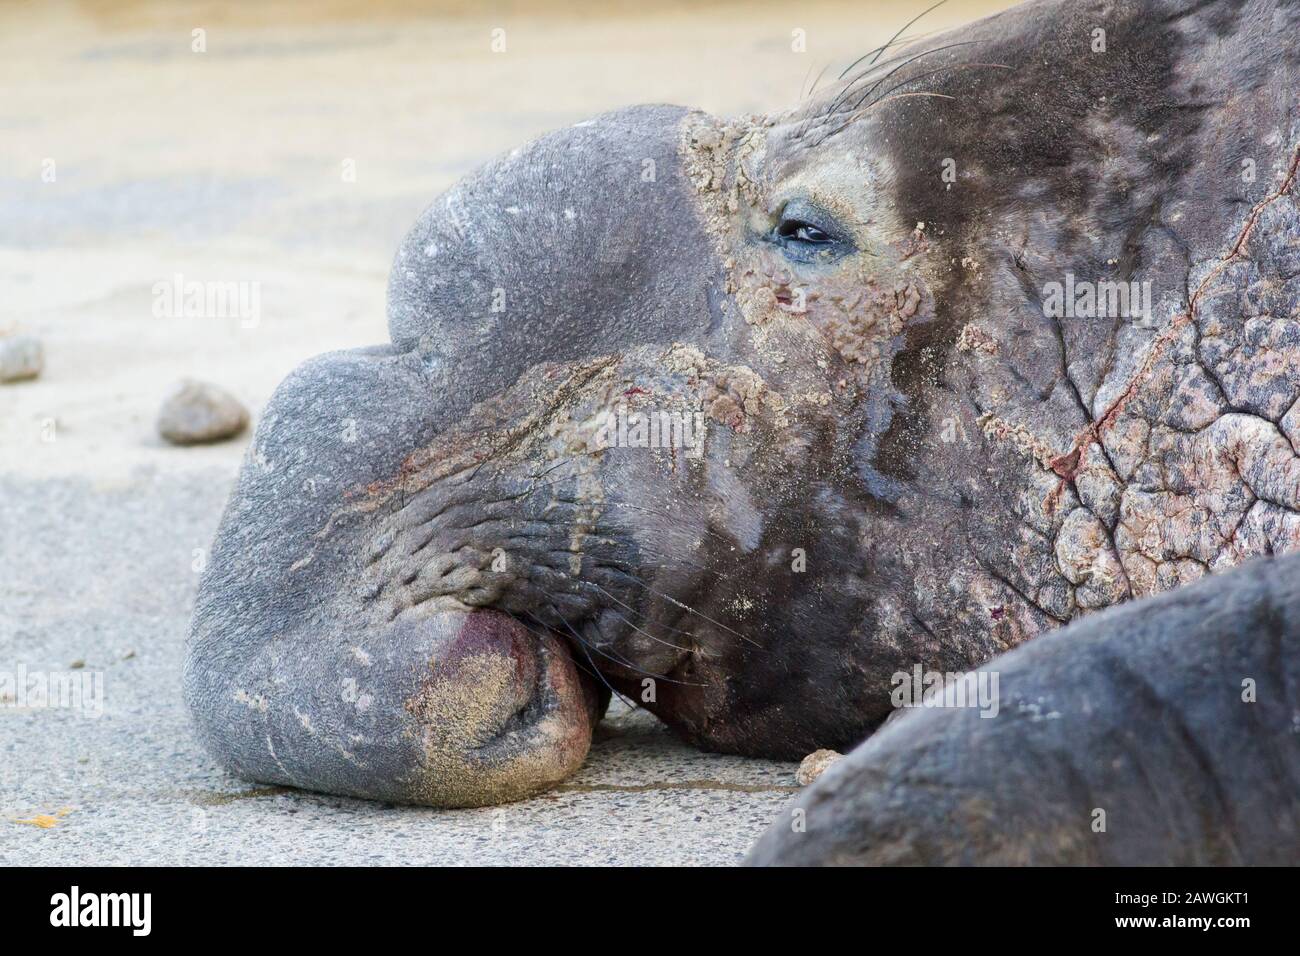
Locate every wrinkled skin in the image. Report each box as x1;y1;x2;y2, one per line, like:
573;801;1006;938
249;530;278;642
186;0;1300;824
746;553;1300;865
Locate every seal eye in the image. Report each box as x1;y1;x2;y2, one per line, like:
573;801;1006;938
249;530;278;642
777;220;834;244
768;200;852;264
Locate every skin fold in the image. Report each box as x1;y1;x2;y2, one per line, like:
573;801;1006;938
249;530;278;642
745;552;1300;865
186;0;1300;862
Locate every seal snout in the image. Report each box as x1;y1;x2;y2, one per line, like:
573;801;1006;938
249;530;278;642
405;609;602;791
392;606;604;807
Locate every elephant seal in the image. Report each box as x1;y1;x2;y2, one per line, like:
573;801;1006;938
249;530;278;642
186;0;1300;832
746;551;1300;865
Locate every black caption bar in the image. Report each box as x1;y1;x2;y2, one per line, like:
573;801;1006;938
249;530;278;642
0;866;1287;940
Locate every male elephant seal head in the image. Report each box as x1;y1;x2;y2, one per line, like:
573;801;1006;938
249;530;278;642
186;0;1300;806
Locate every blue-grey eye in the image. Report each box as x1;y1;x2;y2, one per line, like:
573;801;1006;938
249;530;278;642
768;200;852;263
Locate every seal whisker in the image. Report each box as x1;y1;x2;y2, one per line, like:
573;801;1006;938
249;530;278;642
853;61;1011;117
572;560;730;644
798;61;815;101
516;609;638;709
512;608;634;707
534;600;709;687
804;61;833;100
599;573;765;651
820;91;956;141
580;580;696;652
834;35;915;83
811;58;1013;141
508;610;602;684
821;39;979;126
817;22;969;125
794;26;945;138
866;0;950;69
816;60;1012;142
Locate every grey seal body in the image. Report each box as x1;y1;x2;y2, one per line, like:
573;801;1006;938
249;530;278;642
746;551;1300;865
186;0;1300;857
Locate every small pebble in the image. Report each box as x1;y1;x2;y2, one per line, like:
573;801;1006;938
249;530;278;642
157;379;250;445
796;748;843;787
0;335;44;383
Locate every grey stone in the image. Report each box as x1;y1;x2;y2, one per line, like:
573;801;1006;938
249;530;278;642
157;379;249;445
795;749;842;787
0;336;44;383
